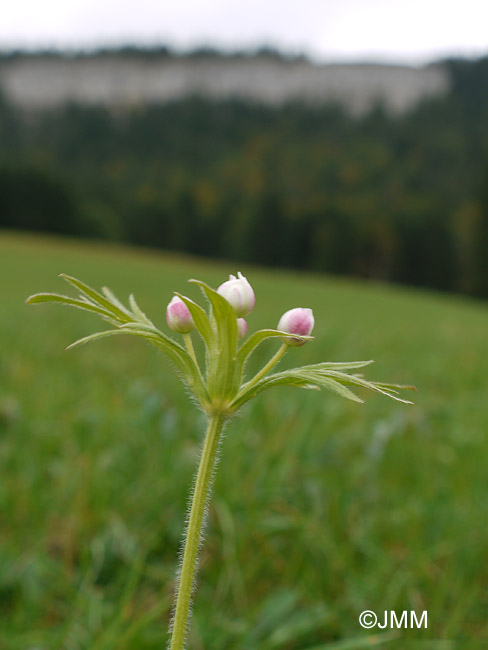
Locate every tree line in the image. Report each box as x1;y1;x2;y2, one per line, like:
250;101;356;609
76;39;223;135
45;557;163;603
1;56;488;297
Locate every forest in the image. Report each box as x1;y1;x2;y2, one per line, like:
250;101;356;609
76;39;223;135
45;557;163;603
1;54;488;297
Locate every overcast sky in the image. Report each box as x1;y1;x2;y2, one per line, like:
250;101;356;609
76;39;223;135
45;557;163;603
1;0;487;65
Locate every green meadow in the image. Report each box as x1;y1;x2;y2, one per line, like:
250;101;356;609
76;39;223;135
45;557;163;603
1;232;487;649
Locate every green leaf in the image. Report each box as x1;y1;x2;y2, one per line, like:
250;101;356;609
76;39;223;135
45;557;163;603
119;322;161;335
102;286;133;317
26;292;115;320
306;374;364;402
60;274;131;323
231;361;415;411
303;360;374;371
128;293;154;326
319;370;414;404
374;381;417;392
231;368;364;410
66;329;129;350
189;279;239;400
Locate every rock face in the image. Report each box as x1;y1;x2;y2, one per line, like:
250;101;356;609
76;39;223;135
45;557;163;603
0;53;449;116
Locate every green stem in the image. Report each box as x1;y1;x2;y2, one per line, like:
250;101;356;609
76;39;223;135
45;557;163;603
244;343;288;391
168;414;225;650
184;333;204;385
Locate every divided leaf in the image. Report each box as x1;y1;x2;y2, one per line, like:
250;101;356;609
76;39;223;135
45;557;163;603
231;368;364;410
60;273;131;323
231;363;414;411
27;275;210;405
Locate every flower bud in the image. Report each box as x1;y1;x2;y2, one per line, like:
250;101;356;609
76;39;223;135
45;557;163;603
166;296;195;334
277;308;314;346
237;318;247;340
217;272;255;317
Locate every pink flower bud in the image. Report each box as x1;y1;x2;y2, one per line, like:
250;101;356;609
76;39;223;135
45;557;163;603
166;296;195;334
217;272;255;317
237;318;247;340
277;308;314;346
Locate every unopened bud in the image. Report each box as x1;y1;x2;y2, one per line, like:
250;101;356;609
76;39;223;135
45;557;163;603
277;308;314;346
166;296;195;334
237;318;247;340
217;272;255;317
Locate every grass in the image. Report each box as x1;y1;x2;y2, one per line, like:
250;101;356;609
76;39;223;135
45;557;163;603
1;231;487;650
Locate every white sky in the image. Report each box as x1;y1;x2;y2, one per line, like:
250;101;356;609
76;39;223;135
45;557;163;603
1;0;487;64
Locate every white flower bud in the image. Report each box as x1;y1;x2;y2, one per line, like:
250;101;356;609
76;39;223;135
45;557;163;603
166;296;195;334
237;318;247;340
217;272;255;317
277;308;314;346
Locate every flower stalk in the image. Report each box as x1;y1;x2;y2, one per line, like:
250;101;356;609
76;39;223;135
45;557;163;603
169;413;225;650
243;342;288;392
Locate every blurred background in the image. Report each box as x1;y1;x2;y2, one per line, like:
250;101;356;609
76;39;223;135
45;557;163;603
1;2;488;649
0;0;488;296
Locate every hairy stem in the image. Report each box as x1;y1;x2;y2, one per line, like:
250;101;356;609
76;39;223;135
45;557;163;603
168;413;225;650
184;333;205;386
183;333;197;367
244;343;288;390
